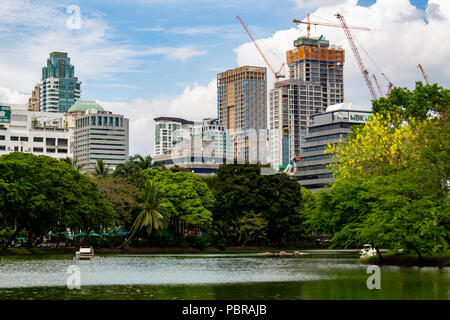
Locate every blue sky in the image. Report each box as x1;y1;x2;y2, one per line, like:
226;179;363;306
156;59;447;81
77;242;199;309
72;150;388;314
68;0;429;102
0;0;446;155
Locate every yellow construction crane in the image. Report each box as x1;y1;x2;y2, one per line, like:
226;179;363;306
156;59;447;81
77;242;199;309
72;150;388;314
417;64;430;84
293;14;370;38
236;16;286;81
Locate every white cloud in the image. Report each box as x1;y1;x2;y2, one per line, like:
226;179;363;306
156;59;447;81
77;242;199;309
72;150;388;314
98;79;217;155
0;0;207;93
290;0;347;9
0;87;28;104
235;0;450;106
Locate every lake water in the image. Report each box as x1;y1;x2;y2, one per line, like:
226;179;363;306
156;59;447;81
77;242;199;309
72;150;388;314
0;250;448;299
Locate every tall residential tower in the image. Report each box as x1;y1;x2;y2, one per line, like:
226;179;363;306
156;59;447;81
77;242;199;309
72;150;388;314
217;66;267;163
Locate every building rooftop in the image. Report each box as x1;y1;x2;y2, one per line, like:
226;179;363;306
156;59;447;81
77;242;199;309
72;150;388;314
325;102;371;113
154;117;194;125
67;100;104;113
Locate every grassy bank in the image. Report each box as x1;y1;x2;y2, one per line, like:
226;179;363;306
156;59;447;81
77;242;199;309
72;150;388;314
358;251;450;267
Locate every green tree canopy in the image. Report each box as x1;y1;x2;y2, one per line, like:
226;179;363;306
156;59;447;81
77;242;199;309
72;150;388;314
0;153;114;247
141;169;214;227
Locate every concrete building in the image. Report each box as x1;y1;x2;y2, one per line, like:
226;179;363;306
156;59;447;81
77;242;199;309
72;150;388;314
0;103;71;159
40;52;81;113
269;36;344;170
200;118;226;155
217;66;267;163
294;102;372;192
70;101;129;172
28;84;40;111
153;117;199;156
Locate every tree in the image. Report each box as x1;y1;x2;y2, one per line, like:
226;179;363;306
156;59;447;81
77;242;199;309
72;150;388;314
0;153;114;248
207;164;305;246
372;82;449;123
93;159;110;178
120;180;170;248
234;211;268;246
141;169;214;228
113;154;164;179
316;84;450;259
96;177;138;229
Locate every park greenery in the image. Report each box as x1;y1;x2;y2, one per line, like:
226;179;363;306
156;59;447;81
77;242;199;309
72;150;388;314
0;81;448;263
307;82;449;261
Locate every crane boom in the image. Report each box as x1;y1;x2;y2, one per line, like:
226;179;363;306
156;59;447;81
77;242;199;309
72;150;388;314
417;64;430;85
336;13;377;100
372;74;384;98
236;16;286;80
293;16;370;38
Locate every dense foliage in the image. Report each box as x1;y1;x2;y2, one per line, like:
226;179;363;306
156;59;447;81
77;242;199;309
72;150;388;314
308;82;450;260
206;164;305;246
0;153;114;248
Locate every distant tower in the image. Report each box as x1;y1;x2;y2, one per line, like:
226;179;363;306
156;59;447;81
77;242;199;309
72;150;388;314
28;83;40;111
269;36;345;170
217;66;267;163
40;52;81;113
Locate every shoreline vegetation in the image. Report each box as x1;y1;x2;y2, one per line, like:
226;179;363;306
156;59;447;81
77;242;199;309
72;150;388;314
1;83;448;270
2;246;449;267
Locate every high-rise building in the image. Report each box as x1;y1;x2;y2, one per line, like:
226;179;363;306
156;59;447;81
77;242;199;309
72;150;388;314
153;117;199;156
69;101;129;172
294;102;372;192
28;84;40;111
40;52;81;113
269;36;344;170
217;66;267;163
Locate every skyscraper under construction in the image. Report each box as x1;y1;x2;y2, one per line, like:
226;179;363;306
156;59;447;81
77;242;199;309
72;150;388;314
269;36;344;170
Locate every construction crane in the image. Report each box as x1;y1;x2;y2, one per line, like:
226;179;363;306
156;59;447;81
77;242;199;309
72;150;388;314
335;13;378;100
292;14;376;100
293;14;370;38
372;74;384;98
237;16;286;81
417;64;430;84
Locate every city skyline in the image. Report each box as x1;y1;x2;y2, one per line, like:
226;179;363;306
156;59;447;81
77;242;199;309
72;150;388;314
0;0;448;155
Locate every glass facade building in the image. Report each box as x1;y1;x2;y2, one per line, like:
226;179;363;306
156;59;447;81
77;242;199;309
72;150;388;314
40;52;81;113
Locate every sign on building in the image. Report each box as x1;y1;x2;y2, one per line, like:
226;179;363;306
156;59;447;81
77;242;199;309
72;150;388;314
0;105;11;123
349;112;371;123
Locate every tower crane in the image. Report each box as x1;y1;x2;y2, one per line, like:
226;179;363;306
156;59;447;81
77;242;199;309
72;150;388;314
335;13;378;100
417;64;430;85
372;74;384;98
237;16;286;81
292;14;377;100
293;14;370;38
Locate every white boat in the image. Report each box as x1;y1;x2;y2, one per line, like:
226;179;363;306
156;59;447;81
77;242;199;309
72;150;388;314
74;246;99;260
360;244;377;259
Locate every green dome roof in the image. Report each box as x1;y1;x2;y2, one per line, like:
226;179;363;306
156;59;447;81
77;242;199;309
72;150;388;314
67;100;104;113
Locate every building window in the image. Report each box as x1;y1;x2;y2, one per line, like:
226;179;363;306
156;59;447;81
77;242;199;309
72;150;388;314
58;138;68;146
14;146;19;151
10;136;19;141
20;137;28;142
33;137;44;142
0;146;5;150
46;138;56;146
0;136;5;140
33;147;44;153
46;148;56;153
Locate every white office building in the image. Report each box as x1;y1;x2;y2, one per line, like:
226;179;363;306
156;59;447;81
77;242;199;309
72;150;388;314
0;103;71;159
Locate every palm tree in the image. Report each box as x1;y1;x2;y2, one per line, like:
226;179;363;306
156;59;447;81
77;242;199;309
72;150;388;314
61;157;85;171
131;154;165;171
93;159;110;178
120;180;170;248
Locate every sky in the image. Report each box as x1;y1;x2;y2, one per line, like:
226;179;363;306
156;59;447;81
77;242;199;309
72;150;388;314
0;0;448;156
